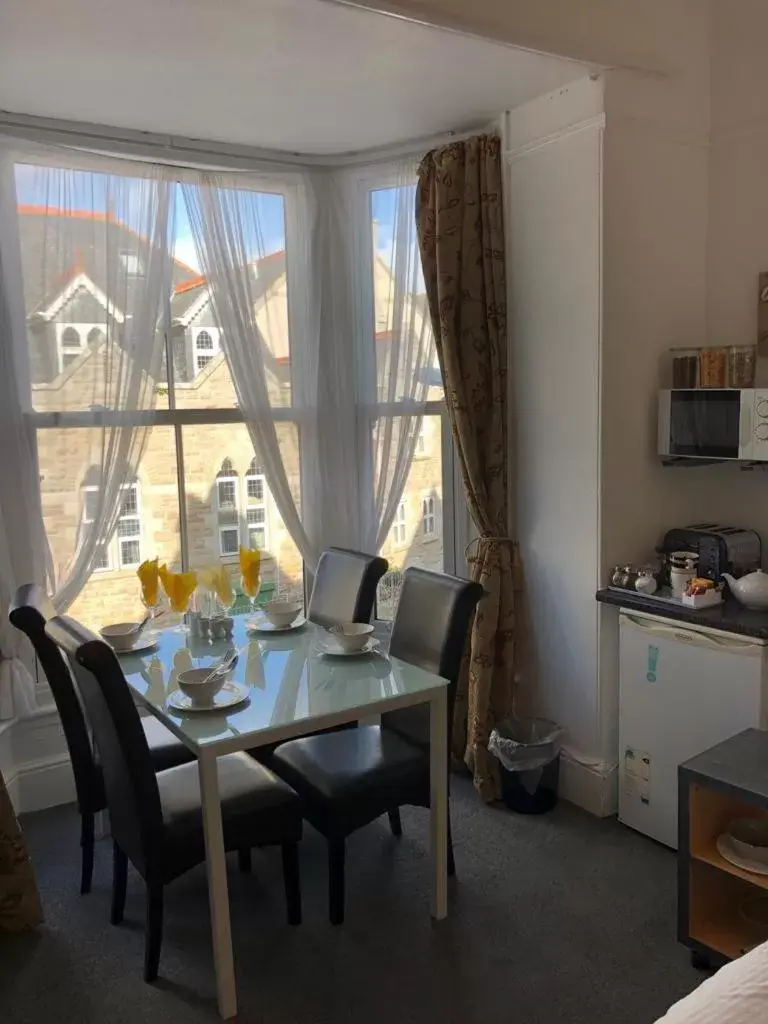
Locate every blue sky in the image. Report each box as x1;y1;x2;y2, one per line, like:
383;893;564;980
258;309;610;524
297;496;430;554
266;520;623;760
15;162;402;273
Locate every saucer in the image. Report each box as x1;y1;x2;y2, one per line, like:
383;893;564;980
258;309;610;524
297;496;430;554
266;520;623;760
166;680;250;713
107;631;160;655
315;637;381;658
246;615;307;634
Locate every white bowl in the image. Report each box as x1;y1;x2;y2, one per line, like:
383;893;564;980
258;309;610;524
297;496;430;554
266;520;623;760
176;668;226;706
100;621;144;652
263;601;303;628
728;818;768;867
327;622;375;652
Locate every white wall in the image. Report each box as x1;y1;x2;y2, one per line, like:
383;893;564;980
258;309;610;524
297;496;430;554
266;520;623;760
504;78;604;807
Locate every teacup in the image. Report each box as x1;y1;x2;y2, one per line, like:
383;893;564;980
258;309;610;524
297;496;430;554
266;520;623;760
177;667;226;705
327;622;374;652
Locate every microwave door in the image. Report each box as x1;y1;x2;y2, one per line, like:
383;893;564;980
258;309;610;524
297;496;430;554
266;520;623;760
668;390;741;459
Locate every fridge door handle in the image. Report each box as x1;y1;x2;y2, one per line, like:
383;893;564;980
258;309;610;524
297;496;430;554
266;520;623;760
620;613;763;652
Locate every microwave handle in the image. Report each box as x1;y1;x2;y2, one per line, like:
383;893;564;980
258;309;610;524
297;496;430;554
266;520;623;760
740;390;754;460
657;390;671;456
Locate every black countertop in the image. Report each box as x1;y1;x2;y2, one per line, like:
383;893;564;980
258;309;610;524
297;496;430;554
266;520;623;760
596;587;768;639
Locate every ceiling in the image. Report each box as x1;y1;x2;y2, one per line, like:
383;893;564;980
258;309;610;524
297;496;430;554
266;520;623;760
0;0;587;156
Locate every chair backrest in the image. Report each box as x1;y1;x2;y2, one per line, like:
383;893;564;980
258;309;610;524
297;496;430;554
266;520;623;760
9;583;104;816
307;547;388;628
45;615;164;875
383;567;484;749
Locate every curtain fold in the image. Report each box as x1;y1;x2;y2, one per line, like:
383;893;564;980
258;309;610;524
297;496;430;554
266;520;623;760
416;134;516;802
182;160;434;570
0;768;42;932
23;160;173;612
0;151;42;719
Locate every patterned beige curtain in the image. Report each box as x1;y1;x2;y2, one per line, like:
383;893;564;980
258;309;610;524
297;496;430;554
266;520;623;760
416;134;516;802
0;768;42;931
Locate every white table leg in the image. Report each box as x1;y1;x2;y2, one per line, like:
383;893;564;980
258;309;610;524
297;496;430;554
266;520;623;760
429;687;448;920
198;754;237;1020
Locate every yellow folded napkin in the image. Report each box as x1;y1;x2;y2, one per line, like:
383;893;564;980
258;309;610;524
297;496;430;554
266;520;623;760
198;564;234;609
239;547;261;598
137;557;160;607
158;564;198;614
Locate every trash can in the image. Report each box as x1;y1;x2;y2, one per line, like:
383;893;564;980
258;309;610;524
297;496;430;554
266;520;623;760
489;717;564;814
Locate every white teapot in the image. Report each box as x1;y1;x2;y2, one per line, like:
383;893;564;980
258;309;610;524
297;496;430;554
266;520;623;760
722;570;768;611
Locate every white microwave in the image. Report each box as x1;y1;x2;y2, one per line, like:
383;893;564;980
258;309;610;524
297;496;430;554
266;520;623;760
658;388;768;461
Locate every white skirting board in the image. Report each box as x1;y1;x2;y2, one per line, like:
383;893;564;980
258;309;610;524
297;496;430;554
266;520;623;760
2;705;618;819
1;705;76;815
558;750;618;818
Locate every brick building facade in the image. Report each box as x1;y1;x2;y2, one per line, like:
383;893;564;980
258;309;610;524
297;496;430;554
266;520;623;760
25;209;443;629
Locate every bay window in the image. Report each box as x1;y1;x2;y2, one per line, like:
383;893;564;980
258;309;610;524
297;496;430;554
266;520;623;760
8;146;463;632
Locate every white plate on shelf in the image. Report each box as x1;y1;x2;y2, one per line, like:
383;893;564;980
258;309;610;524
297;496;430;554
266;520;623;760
315;637;382;658
717;833;768;876
105;631;160;655
166;680;250;713
246;615;307;634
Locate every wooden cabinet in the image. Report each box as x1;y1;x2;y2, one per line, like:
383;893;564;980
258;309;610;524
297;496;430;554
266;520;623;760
679;729;768;969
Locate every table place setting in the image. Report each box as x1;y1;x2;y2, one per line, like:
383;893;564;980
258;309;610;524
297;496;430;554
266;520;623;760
166;645;250;713
246;599;306;634
314;622;385;659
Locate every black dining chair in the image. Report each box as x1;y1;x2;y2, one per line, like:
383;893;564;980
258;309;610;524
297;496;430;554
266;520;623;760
45;614;303;982
306;547;388;628
270;567;484;924
9;583;196;896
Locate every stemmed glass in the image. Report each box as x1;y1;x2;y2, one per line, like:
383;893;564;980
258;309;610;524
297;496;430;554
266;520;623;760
158;565;198;634
137;558;163;640
239;546;262;619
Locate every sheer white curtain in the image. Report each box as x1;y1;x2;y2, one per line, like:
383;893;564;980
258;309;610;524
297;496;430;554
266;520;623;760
20;157;173;610
359;158;434;552
0;150;42;718
182;157;434;570
0;145;173;719
181;171;327;570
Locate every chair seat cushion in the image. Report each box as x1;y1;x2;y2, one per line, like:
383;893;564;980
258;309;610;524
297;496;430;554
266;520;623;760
271;726;428;836
156;752;302;881
142;716;196;772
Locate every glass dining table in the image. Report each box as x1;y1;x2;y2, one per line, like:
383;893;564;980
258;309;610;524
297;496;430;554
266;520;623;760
118;614;449;1021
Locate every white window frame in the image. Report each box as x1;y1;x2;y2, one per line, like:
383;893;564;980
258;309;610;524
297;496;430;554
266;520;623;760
391;500;408;548
415;424;427;456
193;326;221;375
21;148;471;611
55;321;109;374
116;483;142;568
352;165;462;583
80;481;142;572
218;524;240;558
244;464;268;550
421;493;437;538
216;474;239;513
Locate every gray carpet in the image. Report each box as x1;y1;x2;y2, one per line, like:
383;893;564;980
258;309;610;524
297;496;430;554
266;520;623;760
1;778;701;1024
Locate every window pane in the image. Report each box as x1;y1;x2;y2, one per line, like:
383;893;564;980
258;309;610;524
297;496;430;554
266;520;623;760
117;518;140;538
173;188;290;410
37;426;180;630
220;528;239;556
119;488;138;516
247;477;264;502
14;163;181;414
182;423;303;606
217;479;237;509
370;186;443;402
120;539;141;567
377;415;444;619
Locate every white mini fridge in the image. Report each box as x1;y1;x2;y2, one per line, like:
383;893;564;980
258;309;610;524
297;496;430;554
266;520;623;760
618;609;768;849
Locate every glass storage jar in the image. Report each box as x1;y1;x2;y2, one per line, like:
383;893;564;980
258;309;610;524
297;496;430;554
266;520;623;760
728;345;756;388
670;347;700;389
699;347;727;388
